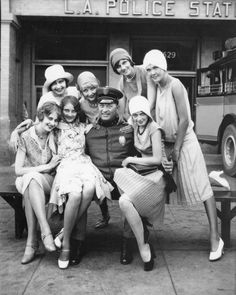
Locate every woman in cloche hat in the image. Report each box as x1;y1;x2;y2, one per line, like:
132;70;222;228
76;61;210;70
114;96;166;271
110;48;155;119
143;49;224;262
38;64;78;108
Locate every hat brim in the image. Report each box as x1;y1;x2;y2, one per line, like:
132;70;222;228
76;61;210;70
98;98;117;104
43;72;74;90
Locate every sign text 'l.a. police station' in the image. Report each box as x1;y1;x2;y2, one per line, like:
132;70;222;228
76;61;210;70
64;0;236;19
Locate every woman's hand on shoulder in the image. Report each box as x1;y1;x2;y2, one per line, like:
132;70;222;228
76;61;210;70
17;119;34;132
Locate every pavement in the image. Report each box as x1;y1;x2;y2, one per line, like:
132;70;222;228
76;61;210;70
0;154;236;295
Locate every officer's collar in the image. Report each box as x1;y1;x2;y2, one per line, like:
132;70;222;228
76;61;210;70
98;116;119;127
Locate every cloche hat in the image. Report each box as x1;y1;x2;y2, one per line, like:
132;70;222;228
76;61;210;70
143;49;167;71
129;96;152;120
77;71;99;89
110;48;134;74
43;64;74;91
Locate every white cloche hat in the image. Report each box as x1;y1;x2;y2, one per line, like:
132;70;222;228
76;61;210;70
43;64;74;91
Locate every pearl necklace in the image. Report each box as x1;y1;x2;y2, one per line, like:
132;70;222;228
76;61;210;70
35;128;47;140
125;72;136;82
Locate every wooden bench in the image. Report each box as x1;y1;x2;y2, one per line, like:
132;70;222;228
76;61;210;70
212;186;236;248
0;185;26;238
0;168;236;247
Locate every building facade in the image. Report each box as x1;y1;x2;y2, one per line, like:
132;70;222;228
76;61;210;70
1;0;236;164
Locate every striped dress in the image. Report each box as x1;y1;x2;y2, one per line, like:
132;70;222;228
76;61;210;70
114;121;166;224
155;77;213;206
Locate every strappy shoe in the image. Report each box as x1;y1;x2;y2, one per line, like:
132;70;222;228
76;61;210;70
54;228;64;249
95;215;110;229
41;232;56;252
58;249;70;269
21;243;39;264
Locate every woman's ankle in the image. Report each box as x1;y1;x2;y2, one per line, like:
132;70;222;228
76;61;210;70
140;243;151;262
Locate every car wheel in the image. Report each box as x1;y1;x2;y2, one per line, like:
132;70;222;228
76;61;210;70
221;123;236;177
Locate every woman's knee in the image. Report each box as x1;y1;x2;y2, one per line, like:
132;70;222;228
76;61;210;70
119;195;131;211
83;182;95;200
28;178;41;189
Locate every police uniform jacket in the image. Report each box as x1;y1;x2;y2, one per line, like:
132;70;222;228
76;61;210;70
85;118;136;183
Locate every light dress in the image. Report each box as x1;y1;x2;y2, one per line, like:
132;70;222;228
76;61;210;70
37;86;79;109
155;77;213;206
15;126;56;198
49;121;113;214
114;121;166;224
119;65;148;116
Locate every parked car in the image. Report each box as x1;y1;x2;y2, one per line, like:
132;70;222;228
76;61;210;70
195;47;236;176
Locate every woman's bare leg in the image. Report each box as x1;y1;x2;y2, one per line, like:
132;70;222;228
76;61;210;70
204;196;220;251
62;192;82;250
119;194;151;262
28;179;51;235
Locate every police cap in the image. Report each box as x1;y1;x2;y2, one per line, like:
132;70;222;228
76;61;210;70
97;86;123;104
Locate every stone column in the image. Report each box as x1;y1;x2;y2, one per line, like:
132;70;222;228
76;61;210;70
1;2;21;165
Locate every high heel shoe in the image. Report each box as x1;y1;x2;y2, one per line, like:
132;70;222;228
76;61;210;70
58;249;70;269
54;228;64;249
21;243;39;264
143;243;156;271
41;232;56;252
209;238;224;261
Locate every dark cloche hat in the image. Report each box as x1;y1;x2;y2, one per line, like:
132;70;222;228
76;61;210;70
97;86;123;104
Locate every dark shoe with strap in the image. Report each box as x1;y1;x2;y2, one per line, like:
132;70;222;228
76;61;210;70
69;239;86;266
143;243;156;271
120;238;133;265
95;214;110;229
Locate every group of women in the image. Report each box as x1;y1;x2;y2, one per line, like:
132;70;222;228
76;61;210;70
12;47;224;272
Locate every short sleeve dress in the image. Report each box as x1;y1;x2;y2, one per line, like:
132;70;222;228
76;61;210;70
49;122;113;214
114;121;166;224
15;126;56;197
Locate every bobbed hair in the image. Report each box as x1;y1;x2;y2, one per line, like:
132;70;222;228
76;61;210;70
37;102;61;122
60;95;86;123
49;79;69;92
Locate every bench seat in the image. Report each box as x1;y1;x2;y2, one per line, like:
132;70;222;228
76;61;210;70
0;167;236;247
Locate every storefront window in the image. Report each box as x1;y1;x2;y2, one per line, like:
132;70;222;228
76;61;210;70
35;35;107;60
132;39;196;71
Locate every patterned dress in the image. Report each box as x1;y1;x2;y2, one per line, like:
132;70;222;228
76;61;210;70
49;122;113;214
15;126;56;197
114;121;166;224
155;77;213;205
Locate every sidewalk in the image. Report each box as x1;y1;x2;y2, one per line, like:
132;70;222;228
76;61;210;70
0;197;235;295
0;151;236;295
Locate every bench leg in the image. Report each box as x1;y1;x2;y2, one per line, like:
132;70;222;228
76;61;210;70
221;200;231;248
15;207;27;239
